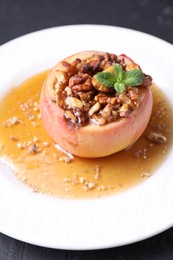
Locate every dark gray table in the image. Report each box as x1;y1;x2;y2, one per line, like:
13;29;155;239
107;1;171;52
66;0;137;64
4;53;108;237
0;0;173;259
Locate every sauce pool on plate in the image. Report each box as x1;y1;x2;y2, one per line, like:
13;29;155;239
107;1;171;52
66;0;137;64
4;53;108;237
0;71;172;199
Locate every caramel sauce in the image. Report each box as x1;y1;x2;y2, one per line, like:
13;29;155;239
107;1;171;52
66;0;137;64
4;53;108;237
0;71;172;199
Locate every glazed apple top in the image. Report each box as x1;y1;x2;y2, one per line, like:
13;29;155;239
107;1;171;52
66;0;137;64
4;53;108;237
52;52;152;127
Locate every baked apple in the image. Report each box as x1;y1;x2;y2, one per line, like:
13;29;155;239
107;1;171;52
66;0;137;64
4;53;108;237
40;51;153;158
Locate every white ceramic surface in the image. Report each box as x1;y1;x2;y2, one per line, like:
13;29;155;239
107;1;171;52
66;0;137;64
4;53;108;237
0;25;173;250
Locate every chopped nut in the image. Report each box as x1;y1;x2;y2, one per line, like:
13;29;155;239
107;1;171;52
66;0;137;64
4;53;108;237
37;114;42;119
100;104;113;122
64;86;73;96
31;121;38;127
83;58;100;74
4;116;21;126
82;102;91;112
88;102;101;117
28;144;38;154
55;70;68;85
27;114;35;121
63;178;70;183
127;87;139;101
119;103;130;117
54;82;64;94
33;101;40;112
33;107;39;112
93;165;100;179
91;114;106;125
107;97;118;105
134;148;148;159
72;83;93;92
94;93;108;104
64;110;77;123
42;142;49;147
19;102;29;111
9;135;17;141
65;97;83;109
97;185;107;191
147;132;167;144
64;187;69;192
42;150;47;156
69;74;84;87
73;109;88;125
79;177;85;183
77;91;94;102
17;142;24;149
70;73;92;92
120;92;136;110
141;170;152;177
83;181;96;191
112;111;118;120
33;136;39;142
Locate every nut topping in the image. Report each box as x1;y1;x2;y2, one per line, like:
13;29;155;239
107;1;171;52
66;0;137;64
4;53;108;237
53;52;152;127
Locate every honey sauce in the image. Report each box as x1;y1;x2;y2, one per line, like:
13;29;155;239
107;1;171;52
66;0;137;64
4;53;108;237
0;71;172;199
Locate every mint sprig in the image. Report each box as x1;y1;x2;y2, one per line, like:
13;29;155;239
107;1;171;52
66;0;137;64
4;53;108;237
94;64;144;94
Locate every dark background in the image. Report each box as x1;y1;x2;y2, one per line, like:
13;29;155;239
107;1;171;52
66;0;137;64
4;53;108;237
0;0;173;259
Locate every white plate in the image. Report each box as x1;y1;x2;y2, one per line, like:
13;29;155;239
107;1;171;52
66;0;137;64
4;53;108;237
0;25;173;250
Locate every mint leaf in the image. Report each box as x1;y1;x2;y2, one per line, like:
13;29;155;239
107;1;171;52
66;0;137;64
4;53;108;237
94;72;115;88
113;64;124;82
94;64;145;94
114;82;126;94
124;69;144;86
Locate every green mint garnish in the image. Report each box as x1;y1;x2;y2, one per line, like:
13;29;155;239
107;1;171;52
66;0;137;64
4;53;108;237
94;72;115;88
123;69;144;87
94;64;144;94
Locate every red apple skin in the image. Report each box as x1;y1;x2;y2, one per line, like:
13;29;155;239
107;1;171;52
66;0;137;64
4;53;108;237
40;51;153;158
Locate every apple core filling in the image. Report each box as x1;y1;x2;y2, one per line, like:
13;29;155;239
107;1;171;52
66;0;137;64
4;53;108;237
53;52;152;126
